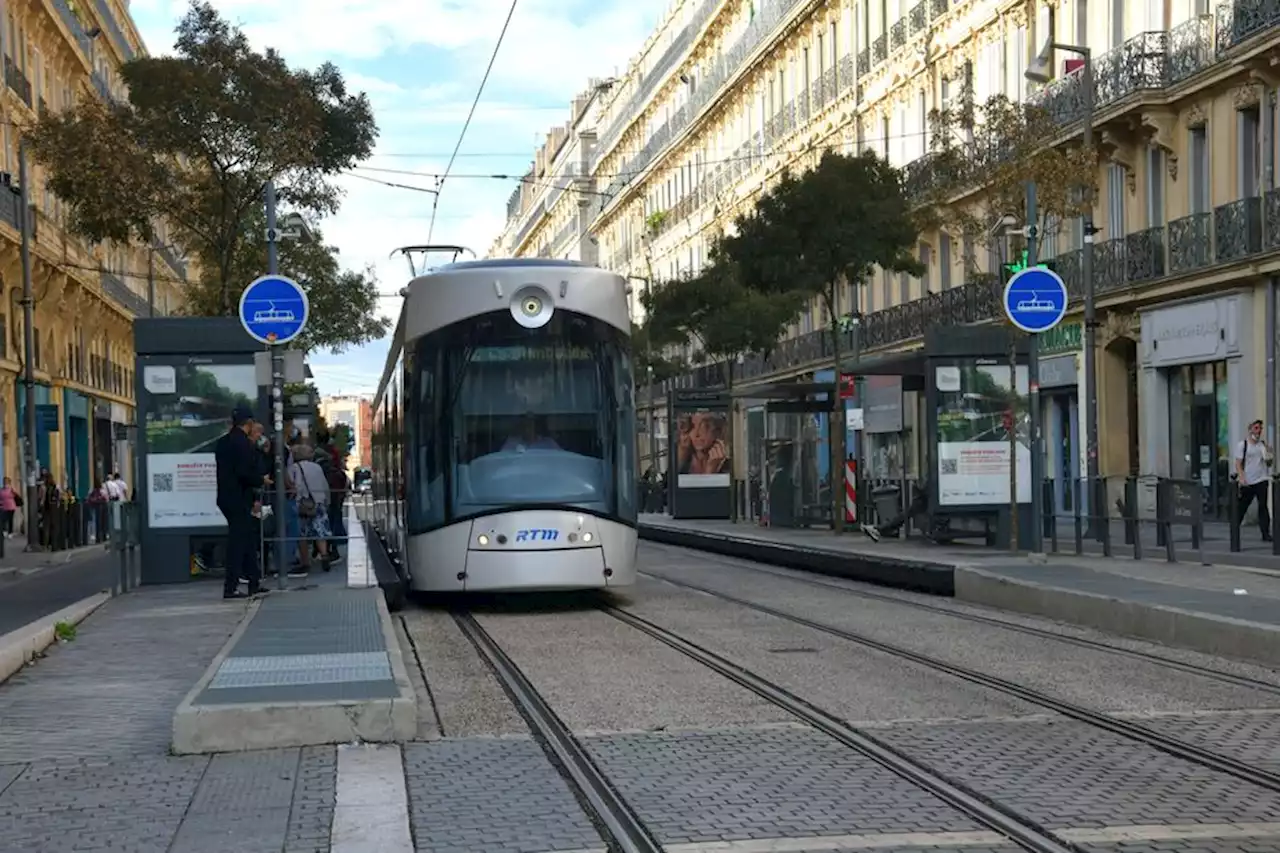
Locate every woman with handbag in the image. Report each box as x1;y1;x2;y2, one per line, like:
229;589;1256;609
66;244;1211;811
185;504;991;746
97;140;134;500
286;443;333;577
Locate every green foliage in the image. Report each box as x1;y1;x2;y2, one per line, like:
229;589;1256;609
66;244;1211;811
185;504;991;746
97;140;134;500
26;0;377;314
630;322;686;383
184;206;389;352
920;86;1097;264
721;150;923;320
331;423;355;459
642;254;801;384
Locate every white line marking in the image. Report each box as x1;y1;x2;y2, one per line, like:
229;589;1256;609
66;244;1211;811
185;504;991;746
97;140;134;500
331;743;413;853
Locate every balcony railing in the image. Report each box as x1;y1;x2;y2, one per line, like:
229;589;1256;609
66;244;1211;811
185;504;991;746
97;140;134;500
638;188;1280;401
51;0;95;58
100;268;148;317
154;242;188;279
93;0;135;60
1215;0;1280;55
4;57;32;109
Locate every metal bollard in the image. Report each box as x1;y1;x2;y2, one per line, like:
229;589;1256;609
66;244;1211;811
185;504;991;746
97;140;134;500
1228;474;1241;552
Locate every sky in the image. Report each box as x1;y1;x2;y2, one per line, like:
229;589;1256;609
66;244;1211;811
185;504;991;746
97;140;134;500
126;0;665;397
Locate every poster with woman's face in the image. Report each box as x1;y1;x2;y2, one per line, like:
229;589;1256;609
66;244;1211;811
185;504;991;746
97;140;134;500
676;409;731;487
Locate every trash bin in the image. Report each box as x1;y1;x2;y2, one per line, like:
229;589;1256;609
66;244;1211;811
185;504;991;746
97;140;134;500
871;485;901;525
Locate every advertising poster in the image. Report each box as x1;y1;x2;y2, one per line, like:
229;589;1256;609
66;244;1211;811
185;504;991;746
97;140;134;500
935;363;1031;506
145;363;258;528
675;409;731;488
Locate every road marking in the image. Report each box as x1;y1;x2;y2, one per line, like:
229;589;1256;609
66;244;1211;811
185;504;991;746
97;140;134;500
659;823;1280;852
330;743;413;853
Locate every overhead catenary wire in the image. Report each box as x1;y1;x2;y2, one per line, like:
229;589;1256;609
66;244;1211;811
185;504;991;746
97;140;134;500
425;0;521;248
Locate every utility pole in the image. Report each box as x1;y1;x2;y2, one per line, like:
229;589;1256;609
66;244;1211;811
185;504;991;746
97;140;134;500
1026;182;1043;554
266;180;287;591
17;137;38;551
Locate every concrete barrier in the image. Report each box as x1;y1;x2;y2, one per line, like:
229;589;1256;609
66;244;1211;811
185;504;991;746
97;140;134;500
639;523;955;596
171;591;417;754
0;591;112;684
954;566;1280;667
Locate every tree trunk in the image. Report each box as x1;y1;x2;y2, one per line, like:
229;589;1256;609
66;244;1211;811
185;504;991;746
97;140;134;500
829;291;844;535
726;359;738;523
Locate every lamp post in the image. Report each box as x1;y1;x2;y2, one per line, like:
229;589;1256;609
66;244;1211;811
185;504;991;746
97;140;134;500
1027;40;1098;532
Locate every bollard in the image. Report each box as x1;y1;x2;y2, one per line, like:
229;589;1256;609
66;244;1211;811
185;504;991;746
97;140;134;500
1098;478;1113;558
1045;479;1058;553
1228;474;1241;552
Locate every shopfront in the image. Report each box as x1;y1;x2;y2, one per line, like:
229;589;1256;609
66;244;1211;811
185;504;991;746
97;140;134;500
63;389;91;497
1039;322;1082;516
93;402;113;482
1139;292;1254;521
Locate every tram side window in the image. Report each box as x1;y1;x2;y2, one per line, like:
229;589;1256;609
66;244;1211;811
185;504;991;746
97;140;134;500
408;340;447;533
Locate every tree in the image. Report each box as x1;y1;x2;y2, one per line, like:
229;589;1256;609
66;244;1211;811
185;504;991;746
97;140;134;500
26;0;378;316
631;322;686;385
916;87;1097;276
720;150;923;531
191;207;390;352
331;423;355;461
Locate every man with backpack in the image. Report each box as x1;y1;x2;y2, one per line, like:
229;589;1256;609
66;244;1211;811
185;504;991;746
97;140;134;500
1236;419;1275;543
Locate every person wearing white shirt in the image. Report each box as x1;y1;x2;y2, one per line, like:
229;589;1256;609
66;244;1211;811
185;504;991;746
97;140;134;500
104;473;126;501
286;444;333;576
1236;419;1275;543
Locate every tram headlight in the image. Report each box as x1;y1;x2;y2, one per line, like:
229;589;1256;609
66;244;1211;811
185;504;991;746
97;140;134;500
511;285;553;328
477;534;490;546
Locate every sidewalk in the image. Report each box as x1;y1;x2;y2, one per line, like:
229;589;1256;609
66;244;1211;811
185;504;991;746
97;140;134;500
639;514;1280;666
0;504;415;852
0;535;106;580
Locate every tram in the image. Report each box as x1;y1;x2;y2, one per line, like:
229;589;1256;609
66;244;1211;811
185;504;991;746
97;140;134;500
368;247;639;593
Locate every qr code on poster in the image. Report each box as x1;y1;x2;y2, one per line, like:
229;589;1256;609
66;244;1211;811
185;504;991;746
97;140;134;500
153;472;174;493
940;459;958;475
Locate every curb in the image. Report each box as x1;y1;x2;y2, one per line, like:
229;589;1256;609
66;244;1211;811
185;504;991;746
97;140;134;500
171;588;417;755
638;523;955;595
0;590;113;684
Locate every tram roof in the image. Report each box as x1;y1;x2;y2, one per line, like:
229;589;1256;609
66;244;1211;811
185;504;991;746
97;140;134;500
424;258;596;275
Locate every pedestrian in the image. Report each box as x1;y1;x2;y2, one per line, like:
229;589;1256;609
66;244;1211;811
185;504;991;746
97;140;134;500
0;477;16;539
1235;419;1274;542
214;405;270;599
286;443;332;576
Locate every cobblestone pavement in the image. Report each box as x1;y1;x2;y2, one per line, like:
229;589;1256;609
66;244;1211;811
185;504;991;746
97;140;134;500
0;585;341;853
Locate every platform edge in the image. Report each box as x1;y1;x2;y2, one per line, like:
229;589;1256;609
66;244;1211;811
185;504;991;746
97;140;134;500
0;589;113;685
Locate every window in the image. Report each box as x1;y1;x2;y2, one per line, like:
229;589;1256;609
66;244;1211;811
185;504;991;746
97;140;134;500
1189;125;1210;213
939;232;952;289
1107;163;1126;238
919;242;932;293
1239;104;1261;198
1146;147;1165;227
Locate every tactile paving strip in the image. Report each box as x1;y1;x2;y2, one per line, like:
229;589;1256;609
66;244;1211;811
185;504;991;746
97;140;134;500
208;651;392;689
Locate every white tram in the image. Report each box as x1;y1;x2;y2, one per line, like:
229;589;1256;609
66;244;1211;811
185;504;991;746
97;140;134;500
369;248;639;593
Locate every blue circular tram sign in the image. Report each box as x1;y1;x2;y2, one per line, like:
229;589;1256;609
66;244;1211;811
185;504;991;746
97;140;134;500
1001;266;1068;334
239;275;309;345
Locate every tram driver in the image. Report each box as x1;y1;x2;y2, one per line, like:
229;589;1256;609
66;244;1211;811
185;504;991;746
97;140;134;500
502;412;561;453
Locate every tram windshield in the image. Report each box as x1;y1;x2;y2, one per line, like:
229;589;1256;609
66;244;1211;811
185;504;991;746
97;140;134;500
408;310;637;532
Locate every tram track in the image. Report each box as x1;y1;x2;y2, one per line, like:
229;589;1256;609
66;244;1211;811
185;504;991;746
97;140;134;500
643;542;1280;694
634;569;1280;794
455;600;1087;853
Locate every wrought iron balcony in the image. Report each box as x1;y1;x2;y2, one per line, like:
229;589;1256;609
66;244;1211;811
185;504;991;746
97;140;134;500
929;0;949;16
890;20;906;51
100;268;148;317
1214;197;1263;262
857;49;870;76
1169;15;1215;83
909;3;928;35
1168;212;1212;273
94;0;136;59
51;0;95;58
1215;0;1280;56
4;57;32;108
873;34;887;65
1032;31;1170;126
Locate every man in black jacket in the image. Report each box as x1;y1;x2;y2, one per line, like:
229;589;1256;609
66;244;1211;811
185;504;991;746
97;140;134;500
215;405;271;599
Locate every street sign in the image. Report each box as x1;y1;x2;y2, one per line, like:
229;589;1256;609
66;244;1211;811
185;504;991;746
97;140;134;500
239;274;309;345
1002;265;1068;334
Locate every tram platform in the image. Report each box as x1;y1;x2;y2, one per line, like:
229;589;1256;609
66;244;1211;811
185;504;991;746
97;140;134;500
639;514;1280;667
171;508;417;754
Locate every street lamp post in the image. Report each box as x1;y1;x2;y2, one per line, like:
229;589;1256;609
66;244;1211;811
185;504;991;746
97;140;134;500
1027;40;1098;532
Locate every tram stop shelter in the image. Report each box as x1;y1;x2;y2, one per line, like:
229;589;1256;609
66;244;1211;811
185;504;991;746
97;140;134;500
133;317;307;585
840;325;1034;549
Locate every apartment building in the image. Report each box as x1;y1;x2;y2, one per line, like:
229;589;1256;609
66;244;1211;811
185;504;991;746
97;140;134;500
491;83;610;269
319;394;374;478
497;0;1280;523
0;0;189;495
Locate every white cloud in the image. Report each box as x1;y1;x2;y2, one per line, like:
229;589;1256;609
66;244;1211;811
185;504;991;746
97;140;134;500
128;0;660;397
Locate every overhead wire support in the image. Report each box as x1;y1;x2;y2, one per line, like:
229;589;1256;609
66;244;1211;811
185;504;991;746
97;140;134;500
425;0;520;248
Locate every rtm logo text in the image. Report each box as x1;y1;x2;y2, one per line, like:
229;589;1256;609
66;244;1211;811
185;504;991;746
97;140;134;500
515;529;559;542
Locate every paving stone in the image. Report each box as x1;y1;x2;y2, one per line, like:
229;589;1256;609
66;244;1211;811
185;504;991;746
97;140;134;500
402;737;602;853
0;586;244;764
581;726;983;845
1135;713;1280;775
284;746;338;853
874;719;1280;829
0;755;208;852
169;749;299;853
1081;842;1280;853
